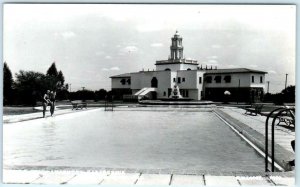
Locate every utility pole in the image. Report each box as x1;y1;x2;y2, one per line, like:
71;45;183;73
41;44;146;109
267;81;270;93
285;74;288;90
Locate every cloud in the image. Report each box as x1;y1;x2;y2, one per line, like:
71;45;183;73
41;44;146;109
151;43;164;47
207;56;218;59
207;59;218;65
227;64;238;68
248;64;258;68
110;66;120;71
95;51;104;56
101;67;120;71
268;70;277;74
211;44;221;49
61;31;76;39
136;23;164;32
105;55;112;59
119;46;138;55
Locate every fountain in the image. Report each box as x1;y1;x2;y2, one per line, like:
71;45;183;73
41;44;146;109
169;85;183;99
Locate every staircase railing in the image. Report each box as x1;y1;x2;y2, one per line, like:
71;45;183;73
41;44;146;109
265;106;295;172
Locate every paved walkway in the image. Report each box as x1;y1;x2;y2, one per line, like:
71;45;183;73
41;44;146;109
3;107;95;124
3;169;294;185
218;107;295;153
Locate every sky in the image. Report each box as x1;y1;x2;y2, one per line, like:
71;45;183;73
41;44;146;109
3;4;296;93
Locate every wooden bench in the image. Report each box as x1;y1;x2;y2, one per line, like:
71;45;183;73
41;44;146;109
71;101;87;110
245;104;264;116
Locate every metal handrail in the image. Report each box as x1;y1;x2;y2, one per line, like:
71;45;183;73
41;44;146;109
265;106;295;172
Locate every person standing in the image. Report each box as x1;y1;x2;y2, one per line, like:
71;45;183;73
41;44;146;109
42;90;51;118
50;91;56;116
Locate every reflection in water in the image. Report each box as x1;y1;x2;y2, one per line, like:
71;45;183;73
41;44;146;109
4;109;265;172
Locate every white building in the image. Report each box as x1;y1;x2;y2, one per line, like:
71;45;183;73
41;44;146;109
111;31;267;102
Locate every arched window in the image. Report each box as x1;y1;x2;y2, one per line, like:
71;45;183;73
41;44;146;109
151;77;158;88
165;68;171;71
187;68;191;70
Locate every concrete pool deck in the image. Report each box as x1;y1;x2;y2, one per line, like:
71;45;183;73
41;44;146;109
3;169;295;185
3;106;295;185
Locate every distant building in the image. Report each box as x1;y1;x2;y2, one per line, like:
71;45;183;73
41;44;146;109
110;31;267;102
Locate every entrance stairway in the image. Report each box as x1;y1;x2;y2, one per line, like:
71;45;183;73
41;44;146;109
134;87;157;100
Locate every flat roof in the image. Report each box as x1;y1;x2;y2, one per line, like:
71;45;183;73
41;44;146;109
109;73;131;78
204;68;267;74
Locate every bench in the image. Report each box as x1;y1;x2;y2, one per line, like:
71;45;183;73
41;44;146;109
245;104;264;116
71;101;87;110
278;116;295;127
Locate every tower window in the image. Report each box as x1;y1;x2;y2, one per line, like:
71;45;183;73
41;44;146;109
165;68;171;71
127;79;131;85
182;78;185;82
260;76;263;83
178;77;181;83
187;68;191;70
173;78;176;82
163;91;166;96
199;77;202;84
252;76;255;83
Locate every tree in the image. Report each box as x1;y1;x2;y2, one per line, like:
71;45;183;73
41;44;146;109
46;62;58;77
14;71;46;105
281;85;295;103
57;70;65;85
95;89;107;101
3;62;14;105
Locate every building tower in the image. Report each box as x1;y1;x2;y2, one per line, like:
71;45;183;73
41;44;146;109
169;30;184;60
155;31;198;71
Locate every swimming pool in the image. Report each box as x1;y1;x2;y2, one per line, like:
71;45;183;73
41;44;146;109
3;108;265;172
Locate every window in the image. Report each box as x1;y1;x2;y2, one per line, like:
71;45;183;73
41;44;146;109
178;77;181;83
205;76;212;83
260;76;263;83
199;77;202;84
173;78;176;82
214;76;221;83
224;75;231;83
163;92;166;96
186;90;189;97
165;68;171;71
120;79;126;85
187;68;191;70
182;78;185;82
252;76;255;83
127;79;131;85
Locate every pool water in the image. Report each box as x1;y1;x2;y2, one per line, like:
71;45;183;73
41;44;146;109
4;108;265;172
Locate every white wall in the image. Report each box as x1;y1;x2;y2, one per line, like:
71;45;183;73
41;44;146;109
131;71;172;98
204;73;251;88
250;73;266;89
111;77;131;89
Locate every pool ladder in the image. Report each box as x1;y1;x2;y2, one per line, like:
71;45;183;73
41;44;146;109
105;96;114;111
265;106;295;172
